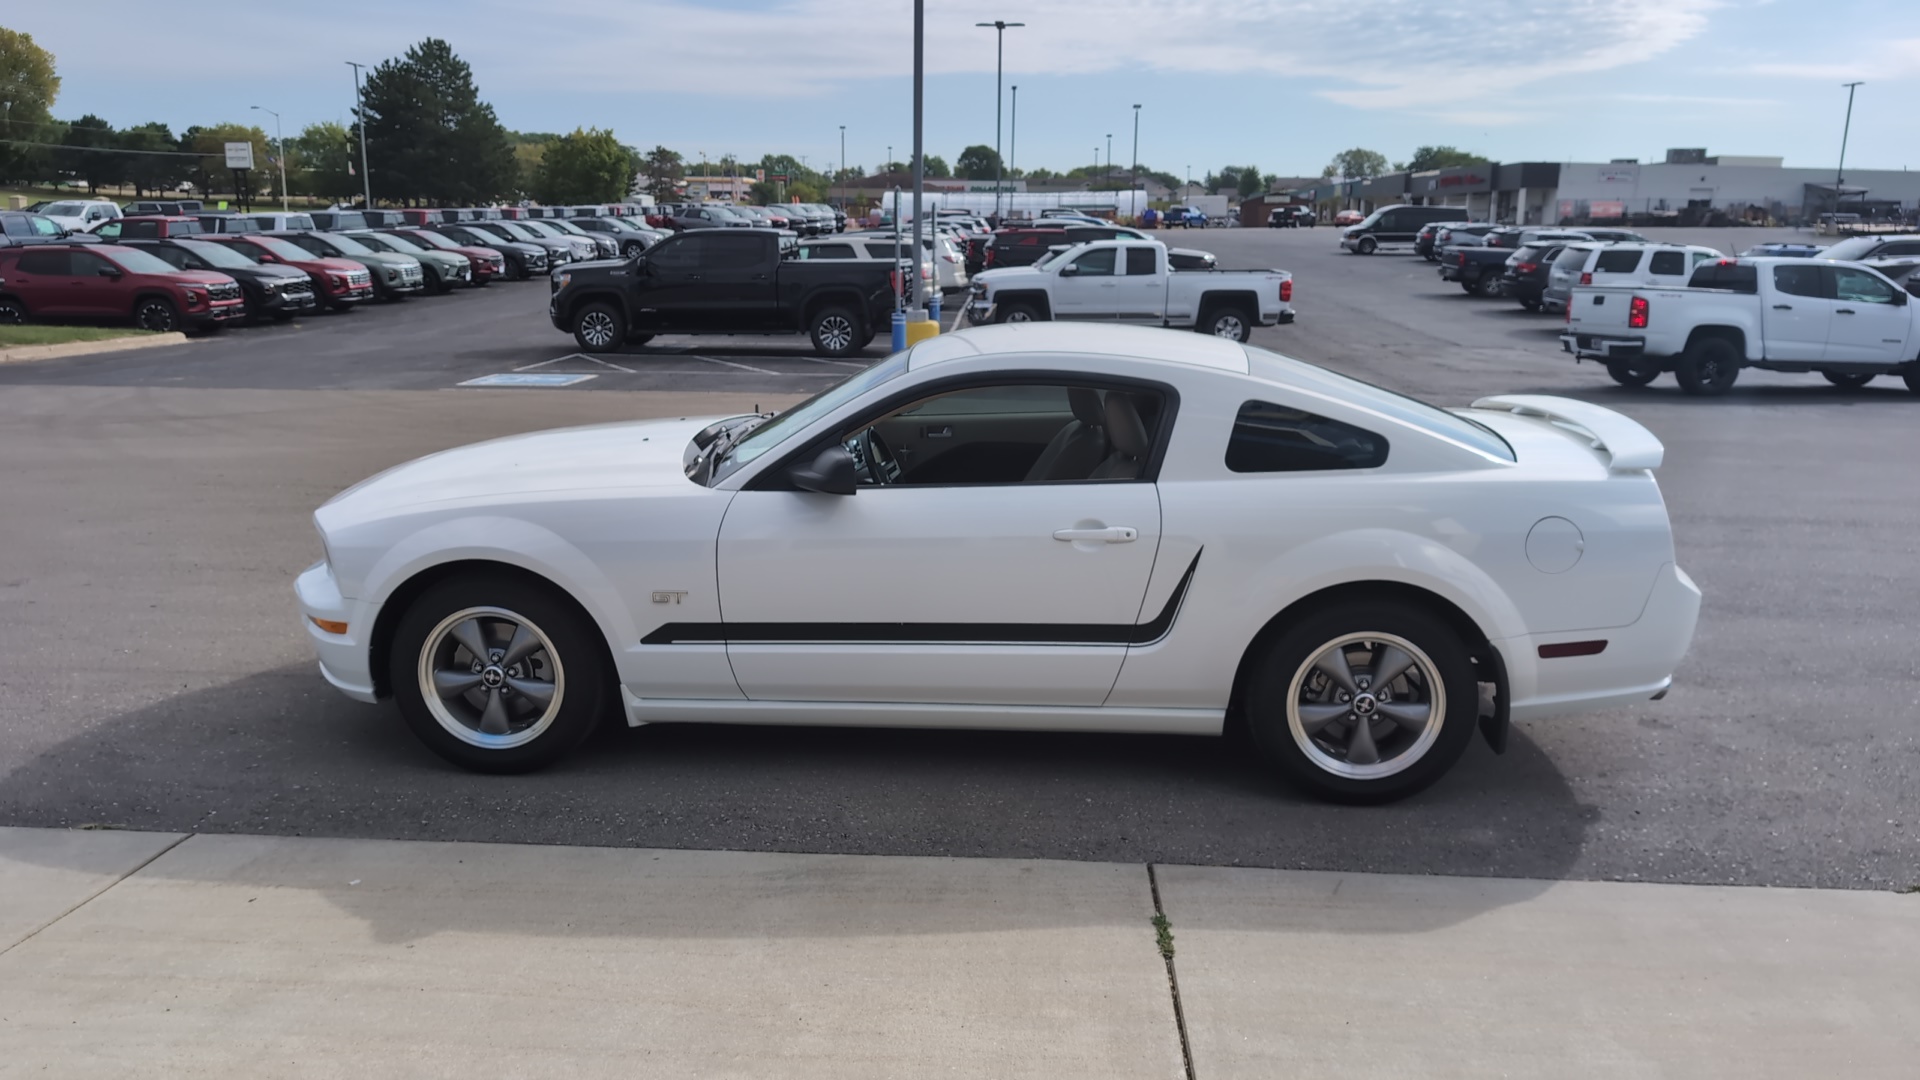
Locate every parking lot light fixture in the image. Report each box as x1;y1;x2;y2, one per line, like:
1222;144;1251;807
345;61;372;209
252;105;288;213
1835;81;1863;222
1130;104;1141;214
975;20;1024;222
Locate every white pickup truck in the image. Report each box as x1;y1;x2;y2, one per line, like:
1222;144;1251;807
964;239;1294;342
1560;256;1920;395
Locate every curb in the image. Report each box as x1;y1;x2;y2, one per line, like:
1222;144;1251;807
0;332;189;365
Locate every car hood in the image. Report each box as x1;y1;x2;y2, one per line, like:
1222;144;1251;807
352;252;420;268
170;270;240;287
970;265;1044;288
317;415;733;528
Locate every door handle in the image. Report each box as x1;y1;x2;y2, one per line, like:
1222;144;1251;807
1836;308;1856;315
1053;526;1137;543
921;425;952;438
1771;304;1792;310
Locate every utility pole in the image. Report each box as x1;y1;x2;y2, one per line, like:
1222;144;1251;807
975;20;1024;223
345;62;371;209
838;124;846;208
913;0;926;314
1105;134;1112;186
1010;86;1018;177
251;105;288;212
1130;104;1141;213
1836;81;1864;223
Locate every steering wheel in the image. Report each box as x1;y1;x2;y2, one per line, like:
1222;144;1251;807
860;427;902;485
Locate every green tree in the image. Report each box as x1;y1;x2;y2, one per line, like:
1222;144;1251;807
290;121;356;201
0;28;61;184
642;145;684;201
55;114;119;192
1322;148;1388;180
533;127;632;204
1025;167;1057;182
120;122;185;198
923;154;950;179
1237;164;1264;198
359;38;515;205
954;144;1003;181
1405;145;1487;171
1209;167;1238;195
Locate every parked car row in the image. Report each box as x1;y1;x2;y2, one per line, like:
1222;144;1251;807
646;202;847;236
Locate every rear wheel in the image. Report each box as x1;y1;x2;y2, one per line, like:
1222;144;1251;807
1519;298;1542;312
1356;237;1377;255
0;297;30;324
1606;359;1661;387
573;302;625;352
809;306;862;357
1821;371;1875;389
1247;602;1480;803
1471;274;1501;298
390;574;609;774
134;297;180;333
1204;305;1254;343
1674;336;1741;396
1905;366;1920;394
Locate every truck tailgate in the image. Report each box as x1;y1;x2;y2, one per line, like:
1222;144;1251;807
1564;287;1640;335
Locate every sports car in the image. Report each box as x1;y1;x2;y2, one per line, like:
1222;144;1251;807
296;323;1700;802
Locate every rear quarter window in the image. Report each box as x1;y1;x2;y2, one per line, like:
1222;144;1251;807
1593;249;1643;273
1648;251;1685;276
1226;400;1389;473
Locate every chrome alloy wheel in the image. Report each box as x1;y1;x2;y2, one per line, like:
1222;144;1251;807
1286;632;1445;780
1001;308;1034;323
817;313;855;351
1211;312;1247;339
416;607;565;750
578;310;618;349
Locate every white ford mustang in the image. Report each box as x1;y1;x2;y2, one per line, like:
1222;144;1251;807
297;323;1700;802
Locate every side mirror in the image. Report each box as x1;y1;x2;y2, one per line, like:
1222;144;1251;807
1059;263;1080;277
97;266;122;279
787;444;858;495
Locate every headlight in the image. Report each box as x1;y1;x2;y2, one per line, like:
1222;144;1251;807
553;272;572;291
386;269;401;282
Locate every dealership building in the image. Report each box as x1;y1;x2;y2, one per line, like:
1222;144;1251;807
1295;151;1920;226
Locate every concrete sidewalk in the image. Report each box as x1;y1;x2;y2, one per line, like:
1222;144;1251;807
1;827;1913;1077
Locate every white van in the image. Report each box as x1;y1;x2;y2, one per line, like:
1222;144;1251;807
1541;242;1722;312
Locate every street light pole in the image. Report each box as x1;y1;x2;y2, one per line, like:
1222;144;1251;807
975;20;1024;223
251;105;287;212
1105;134;1112;186
913;0;926;313
1010;86;1018;178
1130;104;1141;214
1835;81;1864;223
839;124;846;208
345;62;371;209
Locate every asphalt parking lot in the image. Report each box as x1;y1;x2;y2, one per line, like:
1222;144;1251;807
2;226;1915;891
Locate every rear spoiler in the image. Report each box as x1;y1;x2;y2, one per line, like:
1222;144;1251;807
1469;395;1664;471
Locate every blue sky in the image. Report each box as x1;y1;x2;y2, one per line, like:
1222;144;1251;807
12;1;1919;178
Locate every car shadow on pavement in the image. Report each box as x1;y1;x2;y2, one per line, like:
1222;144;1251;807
0;662;1593;939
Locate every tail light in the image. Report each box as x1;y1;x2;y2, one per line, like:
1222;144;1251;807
1279;279;1292;303
1457;253;1468;266
1579;272;1593;285
1517;262;1537;274
1565;302;1572;325
888;269;901;296
1628;296;1649;329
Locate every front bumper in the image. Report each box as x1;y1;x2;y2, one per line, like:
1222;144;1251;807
1500;563;1701;722
190;299;247;326
295;561;377;702
1561;333;1646;360
262;289;320;314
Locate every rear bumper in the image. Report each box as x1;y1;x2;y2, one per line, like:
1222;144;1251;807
1561;333;1646;360
1500;563;1701;722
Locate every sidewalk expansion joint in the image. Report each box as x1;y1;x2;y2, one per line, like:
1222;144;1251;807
1148;863;1198;1080
0;832;193;960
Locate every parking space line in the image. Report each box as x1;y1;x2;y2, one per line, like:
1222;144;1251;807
516;353;638;374
688;355;780;375
797;357;869;368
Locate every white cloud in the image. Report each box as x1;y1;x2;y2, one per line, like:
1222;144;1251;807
1747;37;1920;81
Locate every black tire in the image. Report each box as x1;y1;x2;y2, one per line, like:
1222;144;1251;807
1471;274;1501;298
1519;299;1542;313
423;267;449;294
1247;601;1480;803
995;302;1042;325
1607;360;1661;387
507;257;529;281
1356;236;1377;255
1203;304;1255;343
621;241;646;259
389;573;610;774
573;302;626;352
134;296;180;333
809;306;863;357
0;296;30;324
1821;371;1875;389
1905;366;1920;394
1674;336;1741;396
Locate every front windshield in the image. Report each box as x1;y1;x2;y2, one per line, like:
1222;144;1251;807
497;222;542;240
369;231;427;253
320;232;376;256
105;248;185;275
251;236;314;262
1818;236;1878;262
706;353;911;484
408;230;461;250
174;239;256;269
545;220;587;234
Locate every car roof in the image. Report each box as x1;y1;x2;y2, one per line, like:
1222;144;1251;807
907;323;1249;375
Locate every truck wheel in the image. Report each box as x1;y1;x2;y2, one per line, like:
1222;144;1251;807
1471;274;1501;298
573;302;625;352
1203;305;1254;343
1356;237;1377;255
809;307;862;357
1519;298;1542;313
1904;366;1920;394
1606;360;1661;387
1674;337;1741;396
1821;371;1875;390
995;303;1041;324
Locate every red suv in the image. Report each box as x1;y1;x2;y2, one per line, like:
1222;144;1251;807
0;243;243;333
205;234;374;311
91;215;208;241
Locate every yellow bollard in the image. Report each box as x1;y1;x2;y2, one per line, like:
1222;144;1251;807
903;318;941;346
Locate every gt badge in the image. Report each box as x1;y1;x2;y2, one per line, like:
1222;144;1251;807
650;591;687;605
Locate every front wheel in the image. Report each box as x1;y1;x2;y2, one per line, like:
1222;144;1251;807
1519;298;1542;313
134;297;180;333
0;297;30;324
1607;359;1662;387
389;574;609;773
1821;371;1875;389
1247;602;1480;803
995;302;1041;325
573;302;626;352
1356;237;1377;255
1203;305;1254;343
1675;337;1741;396
809;306;862;357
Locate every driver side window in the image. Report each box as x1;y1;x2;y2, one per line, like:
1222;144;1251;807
844;382;1166;487
1067;248;1116;277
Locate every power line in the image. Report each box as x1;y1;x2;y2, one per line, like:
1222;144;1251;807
0;138;232;159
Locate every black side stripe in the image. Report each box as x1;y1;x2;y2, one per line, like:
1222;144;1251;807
642;550;1202;647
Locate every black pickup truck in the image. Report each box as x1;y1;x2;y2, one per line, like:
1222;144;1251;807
1439;227;1592;296
548;228;898;357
